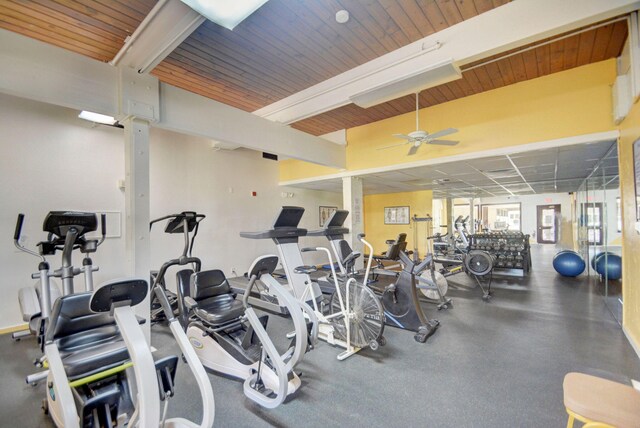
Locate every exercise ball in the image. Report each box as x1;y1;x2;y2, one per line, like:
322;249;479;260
594;253;622;280
553;250;585;277
591;251;605;270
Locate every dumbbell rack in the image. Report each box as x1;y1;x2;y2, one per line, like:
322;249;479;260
468;231;531;276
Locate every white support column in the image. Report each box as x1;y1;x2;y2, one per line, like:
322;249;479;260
446;198;453;237
342;177;365;270
469;198;475;234
124;117;151;340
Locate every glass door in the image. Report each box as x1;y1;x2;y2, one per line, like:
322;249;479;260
536;204;561;243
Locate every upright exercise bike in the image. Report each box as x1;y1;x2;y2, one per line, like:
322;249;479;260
312;210;441;342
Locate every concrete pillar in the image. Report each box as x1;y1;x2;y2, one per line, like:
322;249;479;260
343;176;364;270
124;117;151;340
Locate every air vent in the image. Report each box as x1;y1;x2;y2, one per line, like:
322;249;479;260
262;152;278;161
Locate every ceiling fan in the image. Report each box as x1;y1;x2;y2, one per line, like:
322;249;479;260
378;93;459;156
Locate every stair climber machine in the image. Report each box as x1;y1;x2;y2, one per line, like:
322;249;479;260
240;207;385;360
311;210;442;342
180;255;316;408
43;277;215;427
150;210;315;408
149;211;205;324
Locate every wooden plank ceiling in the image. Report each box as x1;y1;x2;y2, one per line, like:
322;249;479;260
291;19;629;135
0;1;628;136
0;0;157;62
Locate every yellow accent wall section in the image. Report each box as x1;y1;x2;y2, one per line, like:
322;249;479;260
279;159;341;182
280;60;617;181
618;99;640;354
364;190;432;255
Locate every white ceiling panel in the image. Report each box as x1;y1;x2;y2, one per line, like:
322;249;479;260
288;140;618;198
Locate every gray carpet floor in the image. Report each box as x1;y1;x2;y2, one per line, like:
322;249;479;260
2;245;639;427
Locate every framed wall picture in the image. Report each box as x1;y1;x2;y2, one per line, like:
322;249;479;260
384;206;410;225
319;206;338;227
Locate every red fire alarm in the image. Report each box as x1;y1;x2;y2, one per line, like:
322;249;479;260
252;191;257;197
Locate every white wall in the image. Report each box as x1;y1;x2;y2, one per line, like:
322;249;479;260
0;93;341;328
476;193;572;244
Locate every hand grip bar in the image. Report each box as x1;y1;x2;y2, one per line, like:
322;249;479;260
300;247;316;253
14;213;25;241
357;233;366;239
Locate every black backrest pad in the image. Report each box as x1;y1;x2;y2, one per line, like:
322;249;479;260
191;270;231;301
338;240;354;264
248;256;278;278
176;269;194;329
46;292;117;342
176;269;194;300
90;279;148;313
397;233;407;243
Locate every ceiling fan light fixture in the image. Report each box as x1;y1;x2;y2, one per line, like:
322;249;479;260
180;0;269;30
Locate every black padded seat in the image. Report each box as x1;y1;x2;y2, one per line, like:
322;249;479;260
60;340;130;379
46;292;130;379
190;270;245;327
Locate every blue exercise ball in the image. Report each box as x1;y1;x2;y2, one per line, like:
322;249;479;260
594;253;622;280
591;252;605;269
553;250;586;277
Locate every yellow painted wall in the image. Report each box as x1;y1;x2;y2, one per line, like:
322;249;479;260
617;99;640;352
280;60;617;181
364;190;433;255
279;159;340;182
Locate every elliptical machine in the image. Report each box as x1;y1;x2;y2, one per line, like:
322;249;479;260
13;211;106;344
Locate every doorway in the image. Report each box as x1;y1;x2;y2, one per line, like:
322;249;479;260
536;204;561;244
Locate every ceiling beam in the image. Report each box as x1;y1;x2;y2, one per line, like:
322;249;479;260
255;0;640;125
110;0;205;74
0;29;345;168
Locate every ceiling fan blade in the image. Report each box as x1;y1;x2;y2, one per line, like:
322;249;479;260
407;144;420;155
427;127;458;139
428;139;459;146
377;141;409;150
392;133;411;140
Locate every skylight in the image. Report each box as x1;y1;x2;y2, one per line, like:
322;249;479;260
180;0;269;30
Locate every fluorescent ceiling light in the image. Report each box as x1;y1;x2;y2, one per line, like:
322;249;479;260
349;59;461;108
78;111;119;126
180;0;269;30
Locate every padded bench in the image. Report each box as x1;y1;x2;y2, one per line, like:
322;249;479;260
563;372;640;428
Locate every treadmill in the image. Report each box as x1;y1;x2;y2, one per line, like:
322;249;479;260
234;206;323;309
